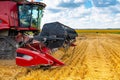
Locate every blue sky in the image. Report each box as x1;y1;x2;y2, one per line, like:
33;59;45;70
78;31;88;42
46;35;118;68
28;0;120;29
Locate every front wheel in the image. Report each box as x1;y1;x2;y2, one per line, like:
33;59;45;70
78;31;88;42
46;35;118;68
0;37;17;59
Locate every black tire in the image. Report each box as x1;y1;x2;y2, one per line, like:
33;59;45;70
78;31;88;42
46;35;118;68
0;37;17;59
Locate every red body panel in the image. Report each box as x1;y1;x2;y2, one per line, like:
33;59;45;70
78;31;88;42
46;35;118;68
0;1;39;31
16;48;54;66
0;15;9;29
16;42;64;67
0;1;18;29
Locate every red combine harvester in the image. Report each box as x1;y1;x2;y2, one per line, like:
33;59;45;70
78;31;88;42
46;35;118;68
0;0;46;59
0;0;78;68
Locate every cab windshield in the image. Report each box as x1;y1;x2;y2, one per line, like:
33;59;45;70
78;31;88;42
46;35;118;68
18;5;43;29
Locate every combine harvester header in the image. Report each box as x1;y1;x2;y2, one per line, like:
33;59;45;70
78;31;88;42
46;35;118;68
16;22;78;68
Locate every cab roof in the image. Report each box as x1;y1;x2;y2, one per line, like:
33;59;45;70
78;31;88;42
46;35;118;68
18;2;46;8
0;0;46;8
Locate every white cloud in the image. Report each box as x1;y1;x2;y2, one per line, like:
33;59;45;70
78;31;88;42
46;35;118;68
26;0;120;29
62;0;71;3
41;0;61;8
74;0;84;3
117;0;120;2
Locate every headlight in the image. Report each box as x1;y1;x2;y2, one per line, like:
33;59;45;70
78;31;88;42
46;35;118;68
23;55;33;60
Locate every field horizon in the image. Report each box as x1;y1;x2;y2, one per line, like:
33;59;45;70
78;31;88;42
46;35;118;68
75;29;120;33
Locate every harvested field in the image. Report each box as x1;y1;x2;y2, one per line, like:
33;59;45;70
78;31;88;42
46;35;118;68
1;33;120;80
